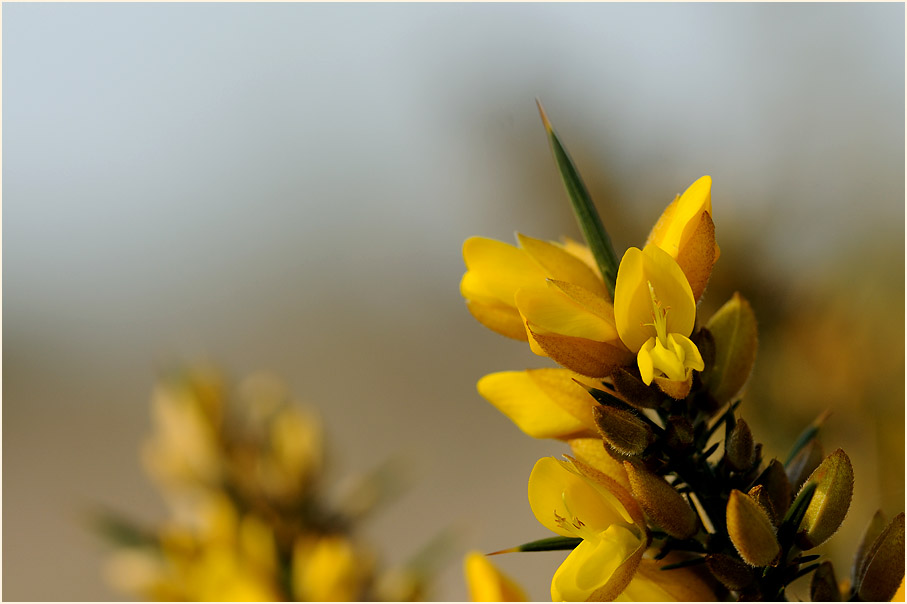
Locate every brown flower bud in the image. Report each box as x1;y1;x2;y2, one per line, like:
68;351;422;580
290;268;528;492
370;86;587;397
705;553;756;590
727;489;780;567
796;449;853;550
748;485;777;526
610;367;663;409
855;512;905;602
725;419;755;472
810;561;842;601
703;293;758;406
592;405;655;457
665;416;694;451
624;461;697;539
786;439;824;491
757;459;792;521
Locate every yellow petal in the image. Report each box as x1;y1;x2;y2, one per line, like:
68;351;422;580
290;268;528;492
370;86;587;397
551;525;644;602
477;370;596;439
461;237;544;306
465;300;529;341
614;245;696;353
528;457;634;538
645;175;712;259
562;237;604;283
464;552;529;602
517;233;609;299
515;285;618;341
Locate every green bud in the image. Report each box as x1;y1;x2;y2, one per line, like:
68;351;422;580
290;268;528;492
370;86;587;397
786;438;824;491
852;510;887;587
703;292;758;406
727;489;780;567
705;553;756;590
795;449;854;550
592;405;655;456
610;367;663;409
624;461;697;539
855;512;905;602
810;561;842;602
725;418;755;472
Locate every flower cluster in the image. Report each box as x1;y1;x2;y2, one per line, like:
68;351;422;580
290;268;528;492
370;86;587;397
97;366;435;602
460;109;904;602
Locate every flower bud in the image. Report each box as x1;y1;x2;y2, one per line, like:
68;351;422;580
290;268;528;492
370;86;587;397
855;512;905;602
592;406;655;457
703;293;757;406
705;553;755;590
747;485;777;526
727;489;780;567
810;561;842;602
725;419;755;472
665;416;694;451
610;367;663;409
795;449;853;550
853;510;887;586
786;438;824;491
624;461;697;539
757;459;792;521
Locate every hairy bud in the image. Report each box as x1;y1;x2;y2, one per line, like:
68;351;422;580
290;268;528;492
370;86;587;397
725;419;755;471
705;553;755;590
727;489;780;567
592;405;655;457
855;512;905;602
624;461;697;539
796;449;853;550
703;293;758;406
810;561;842;602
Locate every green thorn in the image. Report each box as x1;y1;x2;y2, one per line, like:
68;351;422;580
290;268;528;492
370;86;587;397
537;100;619;298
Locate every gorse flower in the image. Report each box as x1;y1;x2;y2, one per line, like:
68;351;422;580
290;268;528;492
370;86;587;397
462;176;715;398
461;108;903;602
528;457;648;601
614;244;703;399
99;367;437;602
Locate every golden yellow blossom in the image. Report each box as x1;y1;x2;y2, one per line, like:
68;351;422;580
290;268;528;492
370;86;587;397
292;534;374;601
463;551;529;602
614;244;704;398
528;457;647;601
645;175;718;302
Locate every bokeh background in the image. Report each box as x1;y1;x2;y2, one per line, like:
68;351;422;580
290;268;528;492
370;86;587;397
4;3;904;600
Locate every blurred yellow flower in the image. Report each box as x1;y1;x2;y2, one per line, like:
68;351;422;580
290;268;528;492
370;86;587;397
292;534;374;601
528;457;648;601
463;551;528;602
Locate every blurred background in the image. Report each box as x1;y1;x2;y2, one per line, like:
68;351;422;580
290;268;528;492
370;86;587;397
3;3;903;600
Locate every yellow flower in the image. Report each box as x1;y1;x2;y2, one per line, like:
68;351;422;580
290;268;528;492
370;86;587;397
461;177;716;383
528;457;648;601
614;244;704;398
463;551;529;601
645;175;718;302
292;534;374;601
